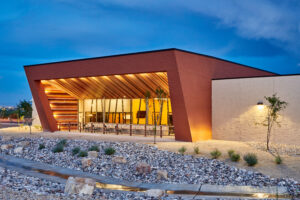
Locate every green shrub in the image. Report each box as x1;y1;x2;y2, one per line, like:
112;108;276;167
228;149;235;157
230;153;240;162
210;149;222;159
275;155;282;164
104;147;116;155
58;139;67;146
193;146;200;154
38;144;45;150
72;147;80;155
178;146;187;155
243;153;258;166
89;145;100;152
78;151;88;157
52;144;64;153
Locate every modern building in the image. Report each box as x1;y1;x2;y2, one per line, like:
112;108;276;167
25;48;300;143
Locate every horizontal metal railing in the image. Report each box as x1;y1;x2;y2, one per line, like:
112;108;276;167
56;122;174;137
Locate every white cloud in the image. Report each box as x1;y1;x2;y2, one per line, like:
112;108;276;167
92;0;300;55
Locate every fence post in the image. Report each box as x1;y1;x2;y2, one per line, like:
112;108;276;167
144;124;147;137
68;122;71;132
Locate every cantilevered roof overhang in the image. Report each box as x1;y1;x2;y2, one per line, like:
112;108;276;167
41;72;169;99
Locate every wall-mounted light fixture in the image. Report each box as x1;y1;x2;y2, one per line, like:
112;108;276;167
257;101;263;105
257;101;264;110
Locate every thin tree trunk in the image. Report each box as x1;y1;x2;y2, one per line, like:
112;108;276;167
122;98;124;124
102;98;105;123
90;99;94;122
159;99;164;125
107;99;111;123
145;98;149;125
153;98;156;125
137;98;141;124
114;99;118;123
96;99;98;122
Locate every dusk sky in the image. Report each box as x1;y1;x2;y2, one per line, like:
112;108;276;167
1;0;300;106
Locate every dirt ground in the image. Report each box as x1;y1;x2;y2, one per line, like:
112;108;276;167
1;127;299;182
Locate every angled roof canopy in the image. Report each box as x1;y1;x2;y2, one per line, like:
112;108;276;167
41;72;169;99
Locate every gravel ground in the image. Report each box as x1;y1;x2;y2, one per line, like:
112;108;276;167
247;142;300;156
0;166;172;200
0;136;299;197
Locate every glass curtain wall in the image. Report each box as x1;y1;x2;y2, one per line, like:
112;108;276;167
78;98;172;126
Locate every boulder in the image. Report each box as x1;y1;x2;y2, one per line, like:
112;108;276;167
136;162;151;174
145;189;164;198
112;156;127;164
157;170;168;180
81;158;92;168
64;177;96;195
14;147;23;154
88;151;98;158
1;144;13;150
19;141;30;147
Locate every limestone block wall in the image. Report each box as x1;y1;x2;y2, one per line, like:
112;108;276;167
212;75;300;145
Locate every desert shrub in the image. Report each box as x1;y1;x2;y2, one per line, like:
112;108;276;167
72;147;81;155
230;153;240;162
210;149;222;159
58;139;67;146
243;153;258;166
228;149;235;157
193;146;200;154
275;155;282;164
52;144;64;153
104;147;116;155
89;145;100;152
178;146;187;155
34;125;42;131
38;144;45;150
78;151;88;157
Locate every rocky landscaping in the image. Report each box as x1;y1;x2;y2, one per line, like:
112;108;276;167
0;136;299;198
0;166;167;199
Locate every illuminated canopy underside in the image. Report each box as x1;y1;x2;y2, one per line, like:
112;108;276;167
41;72;169;99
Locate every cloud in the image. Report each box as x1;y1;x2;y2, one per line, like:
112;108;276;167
70;0;300;55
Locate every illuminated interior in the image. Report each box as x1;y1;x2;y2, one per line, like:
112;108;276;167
41;72;173;134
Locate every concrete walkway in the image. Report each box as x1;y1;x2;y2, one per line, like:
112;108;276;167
0;127;175;143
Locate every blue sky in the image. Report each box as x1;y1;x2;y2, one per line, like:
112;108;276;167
1;0;300;106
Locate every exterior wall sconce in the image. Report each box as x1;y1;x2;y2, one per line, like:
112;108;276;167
257;101;263;105
257;101;264;110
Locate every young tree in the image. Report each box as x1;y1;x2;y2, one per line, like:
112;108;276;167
16;100;32;118
155;87;166;125
261;94;287;150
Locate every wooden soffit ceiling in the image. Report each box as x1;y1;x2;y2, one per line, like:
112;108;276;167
41;72;169;99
